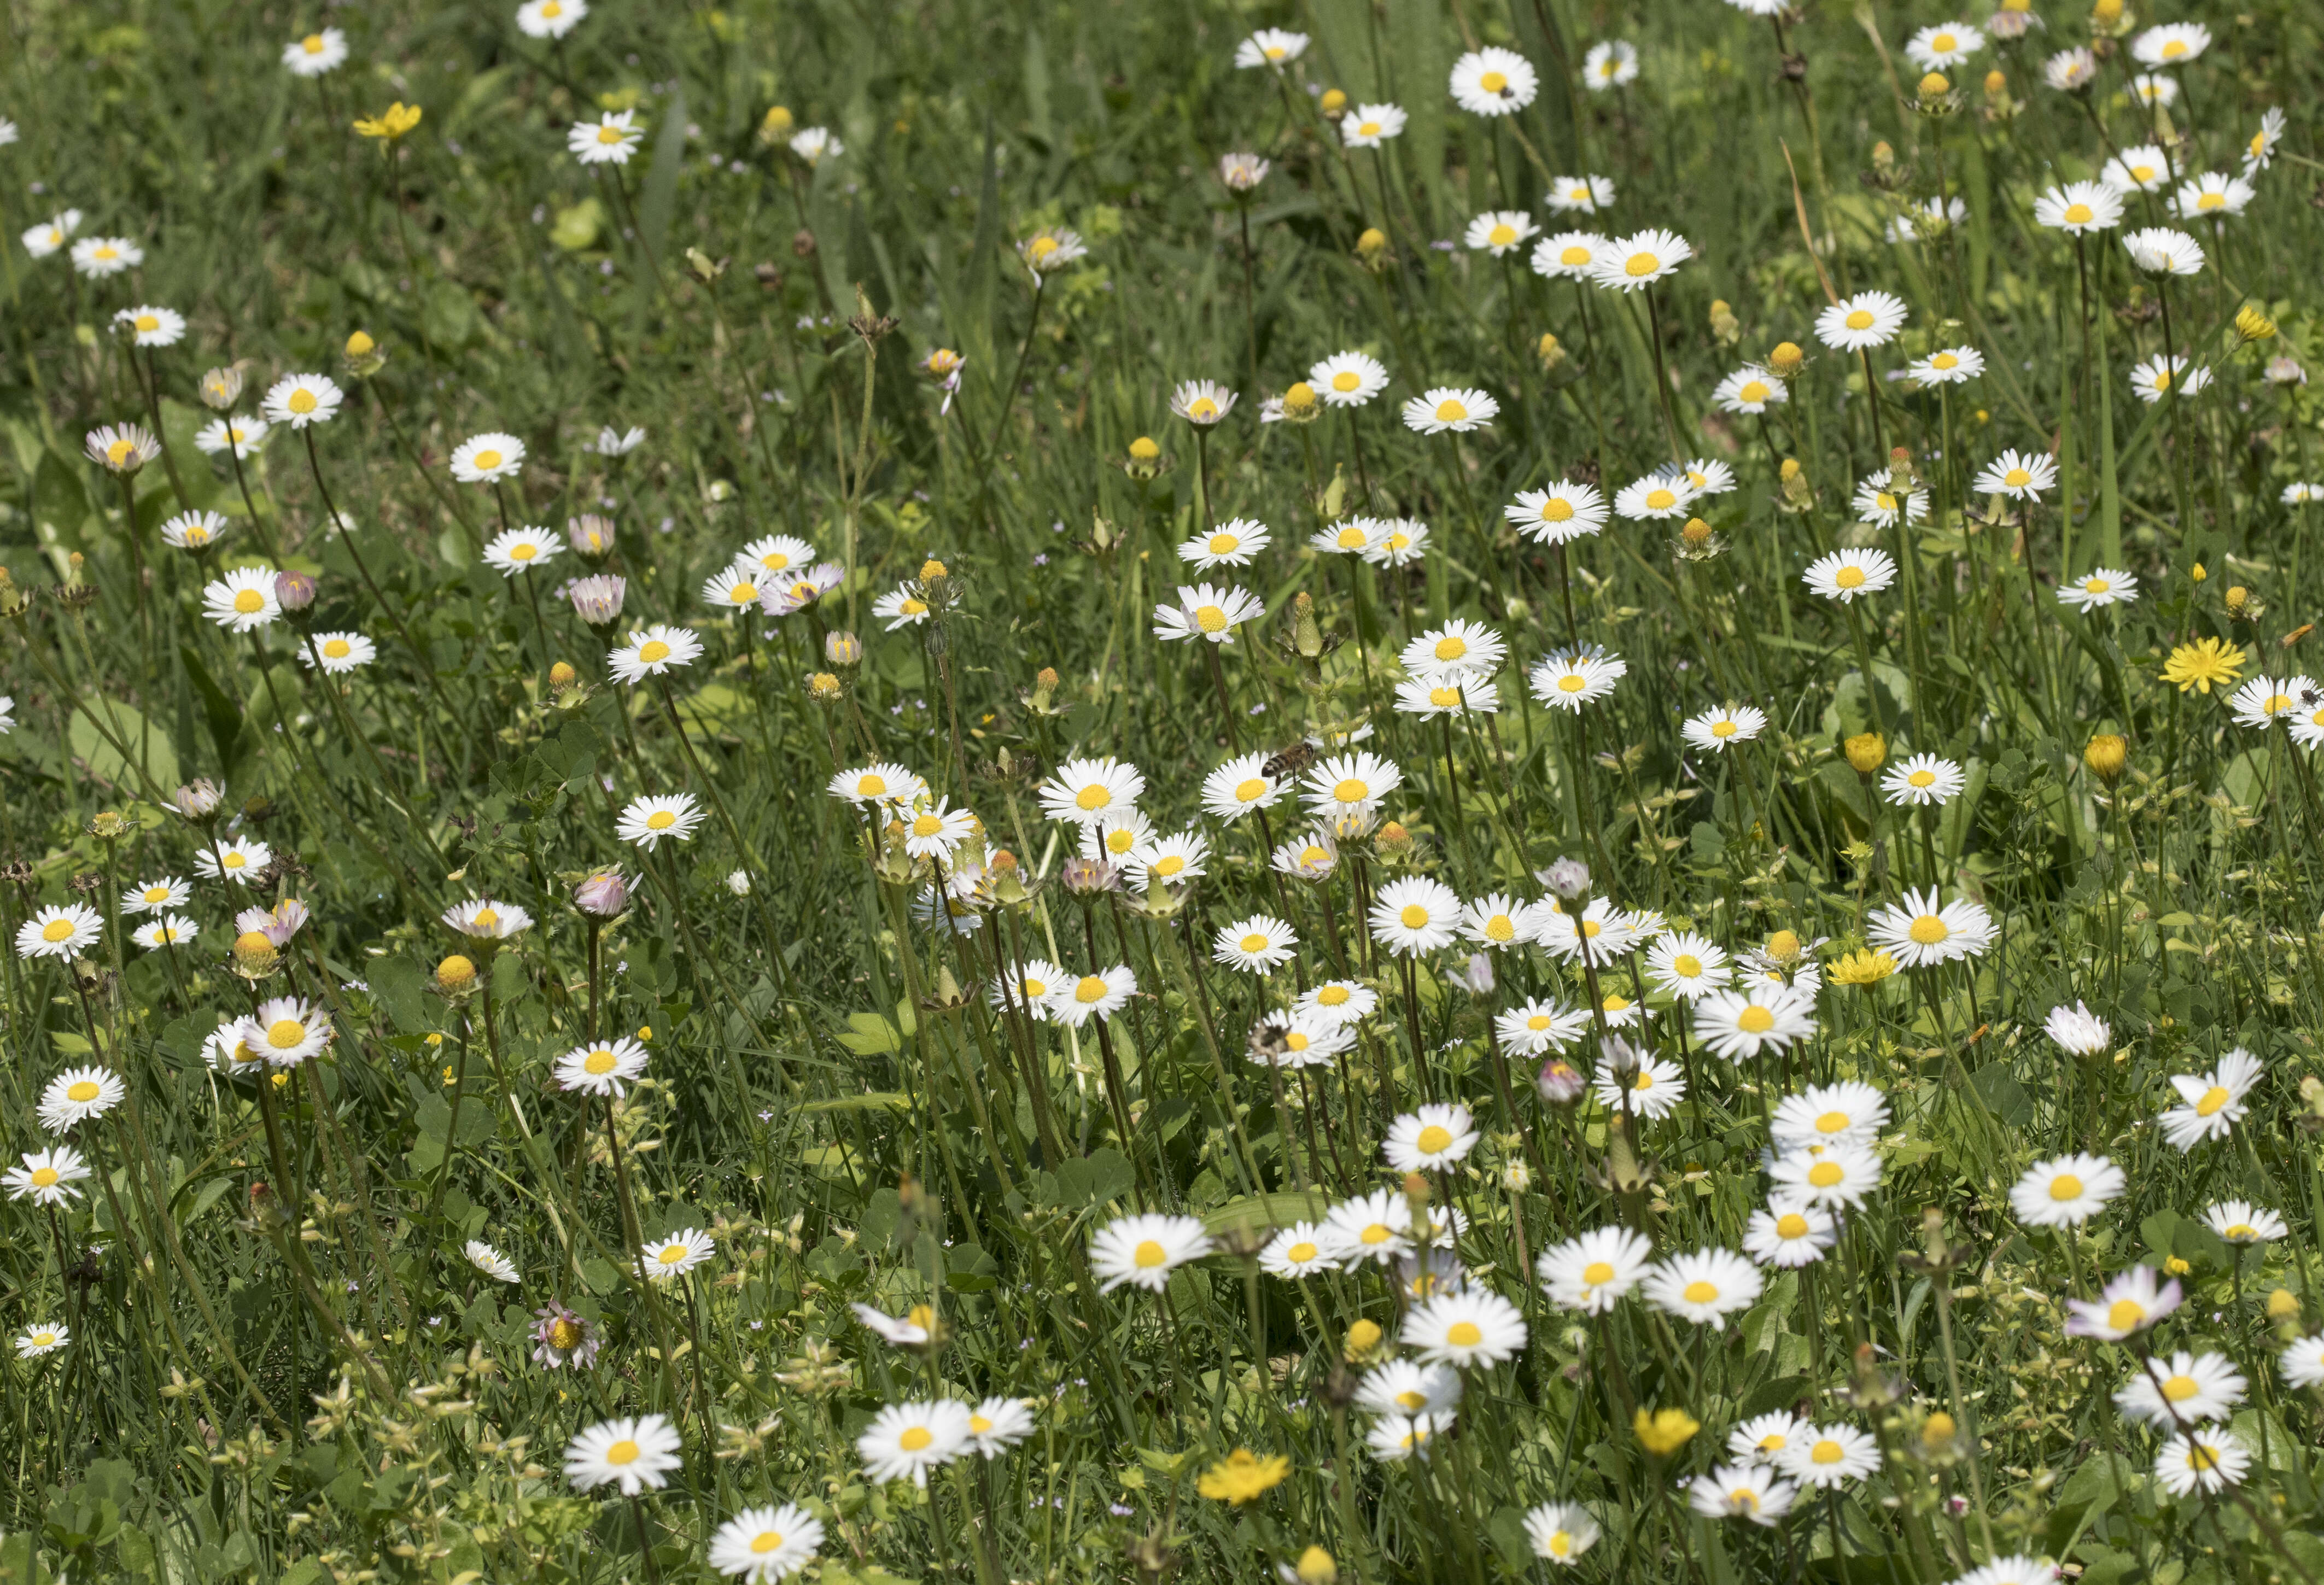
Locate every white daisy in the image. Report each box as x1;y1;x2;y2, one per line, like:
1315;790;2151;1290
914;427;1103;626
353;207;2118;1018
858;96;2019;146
1405;1288;1528;1366
1298;980;1379;1026
1529;647;1626;710
2058;568;2139;610
569;111;644;165
132;916;198;952
1690;986;1817;1062
2034;180;2124;234
1046;966;1136;1028
1234;28;1309;69
1906;22;1983;71
1644;1248;1764;1328
555;1036;650;1097
37;1067;124;1132
260;372;344;428
3;1145;91;1207
2123;226;2205;276
2155;1429;2250;1497
1591;226;1691;291
1866;888;1996;967
1880;754;1967;805
1523;1503;1599;1565
282;27;349;75
607;624;702;683
1464;209;1539;258
1089;1213;1212;1293
1505;479;1609;543
1780;1426;1882;1488
1595;1050;1686;1121
1153;582;1264;644
2158;1047;2263;1150
1214;915;1298;973
1691;1463;1799;1526
1339;104;1408;149
202;567;282;631
1614;471;1697;520
1303;751;1400;816
1178;517;1271;570
2116;1350;2246;1428
1370;876;1462;956
1322;1189;1414;1266
17;903;102;961
1401;387;1497;434
1768;1143;1883;1209
1908;345;1986;384
194;836;272;885
2009;1153;2126;1227
1497;998;1591;1057
1801;547;1897;601
516;0;588;39
450;431;525;484
709;1502;822;1582
113;305;185;346
1384;1103;1478;1173
828;763;925;809
466;1240;521;1283
1538;1226;1653;1314
1744;1202;1838;1267
1681;704;1766;753
1450;47;1538;116
1974;448;2059;500
2204;1200;2287;1245
1531;231;1604;282
194;416;269;457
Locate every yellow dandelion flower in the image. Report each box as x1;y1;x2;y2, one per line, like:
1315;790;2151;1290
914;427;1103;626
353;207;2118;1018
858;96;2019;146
1633;1407;1701;1455
1198;1448;1291;1505
2160;636;2244;694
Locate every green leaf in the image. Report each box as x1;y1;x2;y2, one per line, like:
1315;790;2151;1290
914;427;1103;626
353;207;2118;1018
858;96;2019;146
1200;1191;1329;1238
371;956;429;1034
836;1011;901;1056
636;86;687;289
1052;1147;1135;1209
70;698;178;798
799;1091;910;1115
51;1030;94;1055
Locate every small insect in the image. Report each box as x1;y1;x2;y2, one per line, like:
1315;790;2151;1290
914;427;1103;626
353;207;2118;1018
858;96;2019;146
2301;685;2321;709
1260;741;1318;780
1245;1021;1292;1065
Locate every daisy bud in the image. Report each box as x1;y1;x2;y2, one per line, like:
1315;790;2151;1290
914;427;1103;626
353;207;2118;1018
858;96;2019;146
345;330;374;358
2224;586;2249;617
1293;1546;1339;1585
1983;68;2008;98
1375;820;1411;858
825;630;864;666
233;931;279;977
1128;435;1160;461
1768;341;1805;377
1945;1495;1971;1518
437;953;477;990
2267;1287;2300;1321
1681;517;1713;546
1319;88;1348;117
199;367;244;410
2091;0;2122;20
805;671;843;702
273;570;317;611
1922;1411;1957;1450
1354;226;1387;259
172;779;226;818
1708;299;1740;345
1844;732;1887;774
759;104;795;142
1281;381;1319;418
1918;71;1950;101
1871;141;1895;175
1543;857;1591;899
1342;1318;1384;1362
574;869;629;916
919;558;949;582
1536;1057;1587;1105
1536;331;1566;372
549;660;577;688
1765;929;1803;963
2266;355;2307;385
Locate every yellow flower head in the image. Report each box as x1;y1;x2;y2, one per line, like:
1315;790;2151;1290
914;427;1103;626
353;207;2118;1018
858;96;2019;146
1198;1449;1291;1506
2084;732;2127;781
2236;305;2278;343
353;102;424;140
1827;949;1897;986
2160;635;2245;695
1634;1407;1701;1456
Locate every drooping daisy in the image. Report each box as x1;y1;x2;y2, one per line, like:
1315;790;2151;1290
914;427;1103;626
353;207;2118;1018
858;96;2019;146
1089;1212;1212;1293
1405;1288;1528;1367
1153;582;1264;644
17;903;102;961
1886;196;1967;244
1041;757;1145;825
569;110;644;165
1595;1050;1686;1121
132;916;198;952
194;836;272;885
202;567;282;632
2204;1200;2287;1245
1782;1426;1882;1488
1768;1143;1883;1209
3;1146;91;1207
261;372;343;428
1339;104;1408;148
1402;387;1497;434
1691;986;1817;1062
1614;472;1697;520
1591;227;1692;291
1370;876;1462;955
554;1036;651;1097
1450;47;1538;116
2034;180;2124;234
1178;517;1271;570
608;624;702;683
1975;448;2059;500
1385;1104;1479;1173
2117;1351;2246;1428
2058;568;2139;610
709;1502;823;1582
466;1240;521;1284
1214;915;1299;974
1498;998;1590;1056
830;763;926;810
2010;1153;2126;1227
1538;1226;1653;1313
1234;28;1309;68
1644;1249;1764;1328
1691;1463;1799;1526
2156;1429;2250;1497
1744;1202;1838;1267
1802;547;1897;603
282;27;349;75
38;1067;125;1132
1852;476;1929;527
1465;209;1539;257
1046;966;1136;1028
1906;22;1984;71
1908;346;1985;384
2158;1047;2263;1150
1303;751;1399;816
1771;1081;1889;1148
1529;647;1626;711
1506;480;1609;543
1681;704;1766;753
1523;1503;1599;1565
1323;1189;1415;1266
2123;226;2205;277
1816;290;1909;352
616;793;705;850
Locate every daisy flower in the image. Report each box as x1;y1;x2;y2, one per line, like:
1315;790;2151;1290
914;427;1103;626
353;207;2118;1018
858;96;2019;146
608;624;702;683
1744;1202;1838;1267
1817;290;1908;352
1852;476;1928;527
1089;1213;1212;1293
1465;210;1539;257
1359;1359;1462;1418
1046;966;1136;1027
1260;1222;1339;1279
1730;1411;1809;1464
1782;1426;1882;1488
3;1145;91;1207
1271;829;1341;880
703;563;771;612
1595;1050;1686;1120
2034;180;2123;234
2010;1153;2125;1227
856;1400;972;1487
555;1036;650;1097
870;585;932;630
1235;28;1308;68
114;305;185;346
1178;517;1270;569
2058;568;2138;610
1402;387;1496;434
2158;1047;2262;1150
1908;346;1985;384
966;1397;1034;1458
38;1067;124;1132
1691;1463;1799;1525
1531;230;1604;280
2245;107;2286;174
2284;482;2323;505
241;997;330;1066
616;792;705;850
2156;1429;2249;1497
740;535;817;575
1506;480;1608;543
160;511;229;552
282;27;349;75
2230;674;2314;729
1538;1226;1653;1314
829;763;925;810
17;903;102;961
1886;196;1967;243
1769;1143;1883;1209
516;0;588;39
1303;751;1399;816
565;1414;683;1495
1584;39;1639;89
1975;448;2058;500
1546;174;1618;214
1533;898;1639;965
1323;1189;1414;1266
15;1325;69;1359
2132;21;2210;65
1881;755;1966;806
263;373;346;430
1153;582;1264;644
2128;71;2180;108
709;1503;822;1582
1402;619;1504;680
1457;894;1527;951
1199;752;1284;821
1405;1288;1528;1367
202;567;282;631
2065;1264;2183;1340
1713;364;1788;413
1017;227;1087;277
2043;1002;2112;1056
466;1241;521;1283
1644;932;1731;1001
1523;1504;1599;1565
901;798;979;860
1591;227;1692;291
1170;379;1236;426
1498;998;1591;1056
2279;1335;2324;1389
194;836;272;884
2117;1351;2246;1428
2123;227;2205;277
1681;704;1766;753
1906;22;1983;71
789;127;843;166
2043;46;2099;91
1340;104;1408;148
2106;145;2173;193
2204;1200;2286;1245
1385;1103;1479;1173
1529;647;1626;710
1369;1414;1452;1463
1298;980;1379;1026
482;525;562;577
1691;986;1817;1062
1450;47;1538;116
21;209;80;259
570;110;644;165
2176;171;2256;221
132;916;197;951
1042;757;1145;824
1644;1249;1764;1328
1614;472;1697;520
1772;1081;1890;1148
1867;888;1995;967
1214;915;1298;973
1395;674;1498;717
639;1227;715;1282
450;432;525;483
989;958;1062;1021
194;415;268;457
1371;876;1462;955
1124;830;1207;890
1802;547;1897;602
1311;518;1379;555
1359;517;1429;566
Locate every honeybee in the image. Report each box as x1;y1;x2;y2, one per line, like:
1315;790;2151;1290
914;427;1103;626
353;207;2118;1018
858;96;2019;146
1259;741;1319;781
1245;1021;1292;1065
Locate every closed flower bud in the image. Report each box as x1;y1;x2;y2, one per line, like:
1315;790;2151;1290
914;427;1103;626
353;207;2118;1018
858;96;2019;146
548;660;577;688
199;367;244;410
1769;341;1805;376
344;330;375;358
1342;1318;1383;1361
1354;226;1387;258
1537;1057;1586;1104
2235;305;2277;342
1293;1546;1339;1585
1281;381;1319;416
2091;0;2122;20
1681;517;1713;546
2225;586;2249;616
759;104;795;142
436;953;476;989
1375;820;1411;857
806;670;843;701
273;570;317;611
1918;71;1950;99
575;869;629;916
2268;1287;2301;1321
824;630;864;667
1922;1411;1957;1449
1844;732;1887;774
919;558;949;582
1537;331;1567;372
1128;435;1160;461
1708;298;1741;344
1319;89;1348;117
2083;732;2127;781
1983;68;2008;97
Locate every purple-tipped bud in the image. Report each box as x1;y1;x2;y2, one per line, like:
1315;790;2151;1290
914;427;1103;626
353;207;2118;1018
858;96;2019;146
1535;1057;1586;1106
274;570;318;611
575;869;629;916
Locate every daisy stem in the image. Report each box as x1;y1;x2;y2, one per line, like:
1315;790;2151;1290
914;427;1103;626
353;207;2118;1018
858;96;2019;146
625;1493;666;1585
222;431;282;564
1643;286;1686;467
603;1092;682;1412
114;471;151;658
975;276;1047;513
1203;641;1243;753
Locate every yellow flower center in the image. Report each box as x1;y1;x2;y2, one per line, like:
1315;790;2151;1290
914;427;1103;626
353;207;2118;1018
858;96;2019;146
638;640;670;663
1195;605;1229;633
1908;915;1949;944
1932;32;1957;50
597;124;626;144
752;1531;784;1554
1711;720;1737;739
2005;467;2035;489
1740;379;1771;402
2198;191;2224;210
2187;1443;2218;1470
1357;121;1380;137
1399;905;1429;929
2048;1174;2084;1201
1645;488;1677;510
223;852;246;868
1446;1320;1484;1346
1286;1241;1318;1264
302;33;324;51
2224;1223;2256;1241
1488;224;1516;247
1417;1125;1455;1154
657;1243;689;1264
68;1081;100;1102
1737;1005;1774;1033
1811;1440;1843;1465
321;638;352;659
583;1049;617;1075
1668;954;1701;978
1908;769;1936;788
1134;1239;1169;1267
1835;566;1866;589
1385;533;1409;550
1557;674;1585;693
1808;1161;1844;1188
912;814;943;838
1318;986;1348;1005
646;811;676;830
1300;845;1328;865
1683;1280;1719;1303
1930;353;1957;371
1240;933;1270;954
2162;1374;2199;1401
42;919;74;942
899;598;927;616
1560;245;1591;268
1485;914;1515;942
1632;1071;1654;1090
1074;975;1108;1003
2106;1298;2146;1330
1625;251;1659;277
1548;1533;1573;1557
2194;1085;2230;1116
1360;1224;1392;1245
2153;369;2173;390
1480;71;1508;92
1188;397;1218;420
1776;1213;1811;1239
1429;686;1463;707
1846;309;1875;330
1434;400;1467;422
857;775;886;796
728;582;758;603
234;589;265;613
2132;163;2156;182
2162;39;2187;57
1207;534;1240;556
1434;635;1468;661
604;1436;640;1464
2064;203;2093;225
1027;236;1058;262
510;542;538;561
1333;778;1370;803
899;1426;934;1451
473;449;501;470
30;1167;60;1187
544;0;563;13
1076;784;1111;810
